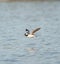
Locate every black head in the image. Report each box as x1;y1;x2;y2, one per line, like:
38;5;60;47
24;33;28;36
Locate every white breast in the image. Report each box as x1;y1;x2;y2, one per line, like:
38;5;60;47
27;34;34;38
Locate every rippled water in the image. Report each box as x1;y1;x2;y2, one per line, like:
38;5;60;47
0;1;60;64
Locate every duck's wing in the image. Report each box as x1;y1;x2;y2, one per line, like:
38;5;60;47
31;28;41;35
26;29;30;34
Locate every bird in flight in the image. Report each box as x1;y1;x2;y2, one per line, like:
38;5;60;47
24;27;41;38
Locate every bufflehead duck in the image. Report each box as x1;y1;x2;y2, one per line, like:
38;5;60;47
24;28;41;38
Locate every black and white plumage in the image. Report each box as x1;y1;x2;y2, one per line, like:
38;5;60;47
24;28;41;38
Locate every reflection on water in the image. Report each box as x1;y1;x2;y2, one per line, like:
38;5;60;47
0;1;60;64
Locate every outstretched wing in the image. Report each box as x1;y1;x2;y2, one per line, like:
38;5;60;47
31;28;41;35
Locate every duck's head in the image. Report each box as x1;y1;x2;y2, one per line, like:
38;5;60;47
24;33;28;36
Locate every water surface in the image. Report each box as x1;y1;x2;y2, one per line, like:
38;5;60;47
0;2;60;64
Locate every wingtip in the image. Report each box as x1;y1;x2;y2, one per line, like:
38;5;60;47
37;27;41;30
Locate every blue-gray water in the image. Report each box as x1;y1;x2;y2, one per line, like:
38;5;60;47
0;2;60;64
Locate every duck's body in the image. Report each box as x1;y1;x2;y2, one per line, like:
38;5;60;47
27;34;34;38
24;27;40;38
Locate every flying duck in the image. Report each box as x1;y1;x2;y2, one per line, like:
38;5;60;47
24;27;41;38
